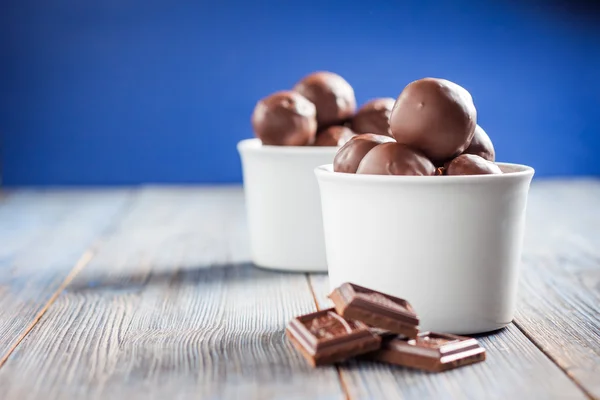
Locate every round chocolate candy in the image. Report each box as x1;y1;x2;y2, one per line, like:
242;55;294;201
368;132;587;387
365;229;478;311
313;126;355;147
293;72;356;128
390;78;477;161
356;142;435;176
446;154;502;175
351;97;395;137
463;125;495;161
251;91;317;146
333;134;395;173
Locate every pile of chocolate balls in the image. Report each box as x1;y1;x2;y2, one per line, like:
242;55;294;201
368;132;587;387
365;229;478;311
251;72;500;176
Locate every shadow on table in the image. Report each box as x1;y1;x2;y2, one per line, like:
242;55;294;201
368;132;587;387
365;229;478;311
65;262;315;294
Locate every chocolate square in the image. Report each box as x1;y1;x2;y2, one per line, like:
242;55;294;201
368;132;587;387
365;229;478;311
285;308;381;366
367;331;486;372
329;283;419;338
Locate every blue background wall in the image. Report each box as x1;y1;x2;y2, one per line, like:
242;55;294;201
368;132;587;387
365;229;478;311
1;0;599;185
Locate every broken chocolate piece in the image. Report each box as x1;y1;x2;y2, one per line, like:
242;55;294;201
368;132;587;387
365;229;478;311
367;331;486;372
329;283;419;338
286;308;381;366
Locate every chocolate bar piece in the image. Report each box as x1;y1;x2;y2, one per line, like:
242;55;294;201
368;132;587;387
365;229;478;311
367;331;486;372
329;283;419;338
286;308;381;366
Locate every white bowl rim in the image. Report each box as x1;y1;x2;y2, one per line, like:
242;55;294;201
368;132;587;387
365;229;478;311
237;138;339;155
315;162;535;184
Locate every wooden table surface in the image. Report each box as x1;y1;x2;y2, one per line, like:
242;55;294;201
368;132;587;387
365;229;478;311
0;180;598;400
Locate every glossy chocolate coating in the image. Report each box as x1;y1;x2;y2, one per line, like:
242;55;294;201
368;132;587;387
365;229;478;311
333;134;395;173
314;126;355;147
293;72;356;128
463;125;495;161
251;91;317;146
351;98;395;137
390;78;477;161
446;154;502;175
356;142;435;176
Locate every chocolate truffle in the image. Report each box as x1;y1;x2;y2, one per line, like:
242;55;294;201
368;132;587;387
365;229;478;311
351;98;395;137
293;72;356;128
463;125;495;161
446;154;502;175
251;91;317;146
356;142;436;176
390;78;477;161
314;126;355;147
333;134;395;173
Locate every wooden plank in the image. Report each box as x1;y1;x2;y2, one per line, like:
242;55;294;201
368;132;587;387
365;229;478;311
0;187;346;400
515;179;600;399
520;179;600;258
308;274;587;400
0;190;88;263
0;189;132;357
2;181;598;399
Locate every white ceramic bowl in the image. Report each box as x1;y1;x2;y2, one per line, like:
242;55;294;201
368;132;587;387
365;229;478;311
238;138;338;272
315;163;535;334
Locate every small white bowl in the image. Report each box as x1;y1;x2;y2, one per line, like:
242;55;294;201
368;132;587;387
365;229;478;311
238;138;338;272
315;163;535;334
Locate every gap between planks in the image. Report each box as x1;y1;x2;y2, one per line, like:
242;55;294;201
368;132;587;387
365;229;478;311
0;189;138;370
305;274;351;400
513;320;594;400
0;249;95;368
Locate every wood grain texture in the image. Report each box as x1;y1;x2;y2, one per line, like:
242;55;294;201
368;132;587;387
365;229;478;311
1;181;598;400
309;274;588;400
0;189;132;357
0;187;345;400
516;179;600;399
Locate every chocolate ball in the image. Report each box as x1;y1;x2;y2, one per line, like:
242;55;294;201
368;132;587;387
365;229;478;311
314;126;355;147
293;72;356;128
463;125;495;161
351;98;395;137
390;78;477;161
333;134;395;173
356;142;435;176
446;154;502;175
251;91;317;146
